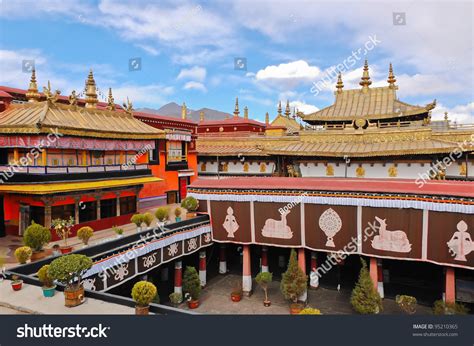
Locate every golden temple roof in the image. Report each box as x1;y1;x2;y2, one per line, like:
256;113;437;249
270;114;302;133
0;101;165;139
303;86;435;122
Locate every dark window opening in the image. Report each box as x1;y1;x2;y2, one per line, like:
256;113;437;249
30;206;45;226
0;149;8;165
100;198;117;219
149;140;160;165
79;201;97;223
120;196;137;215
52;204;75;221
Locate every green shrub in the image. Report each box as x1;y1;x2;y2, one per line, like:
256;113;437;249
183;266;201;300
37;264;54;287
169;292;183;305
131;281;157;307
112;226;124;235
155;207;169;222
280;249;307;303
350;258;382;314
256;272;273;302
48;254;92;290
77;226;94;245
433;300;469;315
130;214;144;227
14;246;32;264
174;207;182;217
143;212;154;227
23;221;51;252
181;196;198;212
396;295;417;314
299;307;322;315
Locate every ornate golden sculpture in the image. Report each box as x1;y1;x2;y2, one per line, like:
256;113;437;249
287;164;300;177
388;165;398;177
260;163;266;173
460;163;467;176
122;97;133;115
26;68;41;102
68;90;78;107
85;69;98;108
326;164;334;176
243;162;249;172
200;163;206;172
356;166;365;178
107;88;116;111
43;81;60;104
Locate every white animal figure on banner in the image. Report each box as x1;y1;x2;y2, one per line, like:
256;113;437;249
371;216;412;253
262;210;293;239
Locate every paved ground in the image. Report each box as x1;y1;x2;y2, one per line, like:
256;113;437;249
177;274;433;315
0;280;134;315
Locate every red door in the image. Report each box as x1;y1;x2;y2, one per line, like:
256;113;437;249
179;177;188;201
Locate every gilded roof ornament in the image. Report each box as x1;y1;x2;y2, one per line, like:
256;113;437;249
26;68;41;102
122;97;133;115
244;106;248;119
43;81;60;105
444;112;449;122
181;102;187;119
277;100;282;116
285;100;291;117
265;112;269;125
234;97;240;118
336;72;344;93
85;69;98;108
199;110;205;121
387;63;397;88
106;88;116;111
359;60;372;92
68;90;78;107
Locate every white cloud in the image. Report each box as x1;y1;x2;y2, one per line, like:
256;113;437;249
289;101;319;115
135;44;160;56
177;66;206;82
256;60;321;85
183;81;207;92
431;102;474;124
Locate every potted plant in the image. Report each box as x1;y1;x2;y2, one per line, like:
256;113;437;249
433;300;469;315
48;254;93;307
14;246;32;264
299;307;322;314
181;196;199;218
143;212;154;229
183;266;201;309
280;249;308;314
11;274;23;291
51;217;75;254
231;281;243;302
112;226;124;238
350;258;382;314
77;226;94;246
23;221;51;261
256;272;273;307
396;295;417;314
155;207;169;228
131;281;157;315
131;213;145;233
37;264;56;297
174;207;182;222
169;292;183;307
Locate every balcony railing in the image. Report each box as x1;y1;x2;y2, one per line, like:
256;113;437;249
0;163;149;175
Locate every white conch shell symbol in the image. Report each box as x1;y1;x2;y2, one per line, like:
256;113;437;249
447;220;473;262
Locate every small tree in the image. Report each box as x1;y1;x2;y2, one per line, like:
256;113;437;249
14;246;32;264
396;295;417;314
155;207;169;222
350;258;382;314
255;272;273;304
23;221;51;252
181;196;198;212
433;300;469;315
48;254;92;291
280;249;307;304
37;264;54;288
51;217;75;247
131;281;157;307
77;226;94;245
169;292;183;306
183;266;201;301
143;212;154;227
131;214;145;230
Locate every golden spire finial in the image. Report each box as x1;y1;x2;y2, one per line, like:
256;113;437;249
107;88;115;111
244;106;248;119
199;110;205;122
336;72;344;93
234;97;239;118
26;67;41;102
277;101;282;116
181;102;187;119
359;60;372;92
265;112;270;125
387;63;397;88
444;111;449;121
285;100;291;117
85;69;98;108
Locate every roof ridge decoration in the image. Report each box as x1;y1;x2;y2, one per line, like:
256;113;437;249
336;72;344;93
277;100;282;116
181;102;187;120
359;59;372;92
68;90;78;109
285;100;291;117
106;88;116;111
26;68;41;102
85;69;98;109
244;106;249;119
123;97;133;115
387;63;397;89
265;112;270;125
234;97;239;118
42;81;60;105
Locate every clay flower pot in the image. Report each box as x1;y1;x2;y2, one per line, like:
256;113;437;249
188;300;199;309
290;303;304;315
231;291;242;302
64;286;85;307
263;300;271;307
135;305;150;315
11;280;23;291
60;246;73;254
30;250;47;262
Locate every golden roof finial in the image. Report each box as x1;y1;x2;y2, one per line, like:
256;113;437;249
43;81;60;105
181;102;187;119
285;100;291;117
68;90;78;107
277;100;282;116
26;67;41;102
444;111;449;122
387;63;397;88
85;69;98;108
359;60;372;92
107;88;115;111
244;106;248;119
122;97;133;115
336;72;344;93
234;97;240;118
265;112;270;125
199;110;205;122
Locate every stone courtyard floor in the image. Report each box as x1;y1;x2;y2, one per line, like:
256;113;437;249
178;274;433;315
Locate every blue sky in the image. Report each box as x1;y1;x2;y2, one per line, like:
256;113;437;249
0;0;472;123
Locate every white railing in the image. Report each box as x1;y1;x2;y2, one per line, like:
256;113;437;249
0;164;150;175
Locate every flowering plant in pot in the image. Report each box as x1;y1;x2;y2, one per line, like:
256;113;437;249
14;246;32;264
11;274;23;291
48;254;92;307
183;266;201;309
230;281;243;302
112;226;124;238
155;207;169;228
130;214;145;233
23;221;51;261
169;292;183;307
256;271;273;307
51;217;75;253
131;281;157;315
174;207;182;222
280;249;308;314
77;226;94;246
181;196;199;218
37;264;56;297
143;212;154;229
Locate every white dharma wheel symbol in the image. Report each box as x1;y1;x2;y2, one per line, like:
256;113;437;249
318;208;342;247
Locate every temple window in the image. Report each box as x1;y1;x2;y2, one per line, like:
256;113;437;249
167;140;186;162
120;196;137;215
52;204;75;220
79;201;97;223
100;198;117;219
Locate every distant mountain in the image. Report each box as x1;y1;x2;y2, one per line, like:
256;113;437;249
137;102;231;121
